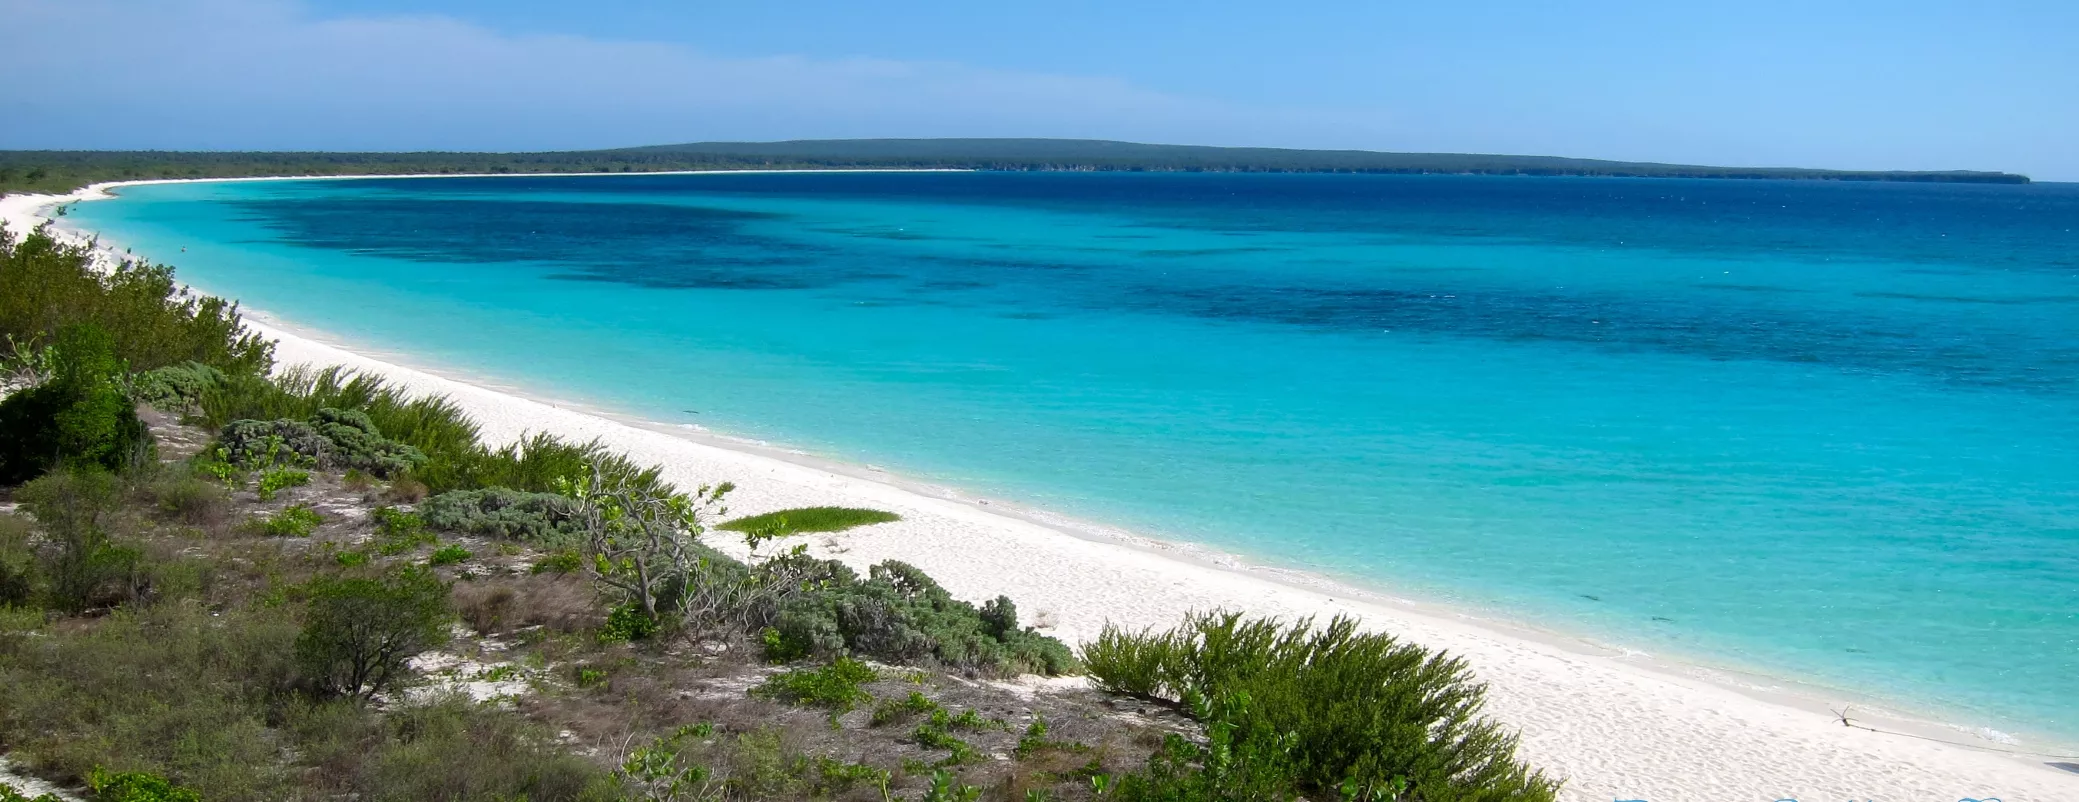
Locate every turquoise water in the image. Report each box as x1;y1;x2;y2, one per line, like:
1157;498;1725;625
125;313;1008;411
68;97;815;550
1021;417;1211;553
66;173;2079;739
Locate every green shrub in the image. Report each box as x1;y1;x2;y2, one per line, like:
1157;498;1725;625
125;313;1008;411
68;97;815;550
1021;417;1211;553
718;507;900;537
141;471;232;525
869;691;941;727
750;657;877;713
18;467;146;613
258;505;322;538
131;361;225;413
216;418;328;470
529;550;582;575
426;545;471;566
770;560;1078;676
421;487;583;547
0;225;273;379
598;603;658;643
256;467;310;501
296;566;451;700
87;768;203;802
0;325;152;484
1084;613;1557;802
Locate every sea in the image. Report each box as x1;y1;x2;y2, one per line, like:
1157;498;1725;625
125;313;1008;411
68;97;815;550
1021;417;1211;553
62;171;2079;741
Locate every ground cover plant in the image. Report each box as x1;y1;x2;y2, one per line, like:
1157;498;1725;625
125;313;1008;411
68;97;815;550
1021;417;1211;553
719;506;901;537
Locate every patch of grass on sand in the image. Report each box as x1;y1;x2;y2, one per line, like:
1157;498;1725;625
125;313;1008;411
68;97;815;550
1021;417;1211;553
718;507;899;536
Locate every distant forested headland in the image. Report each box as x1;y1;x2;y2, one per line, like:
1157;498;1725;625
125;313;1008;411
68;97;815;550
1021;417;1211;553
0;138;2029;194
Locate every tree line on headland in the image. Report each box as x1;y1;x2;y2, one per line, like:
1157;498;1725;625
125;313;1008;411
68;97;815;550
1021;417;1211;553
0;138;2029;195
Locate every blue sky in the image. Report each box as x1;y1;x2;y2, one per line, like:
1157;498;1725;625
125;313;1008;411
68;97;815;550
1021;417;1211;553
3;0;2074;179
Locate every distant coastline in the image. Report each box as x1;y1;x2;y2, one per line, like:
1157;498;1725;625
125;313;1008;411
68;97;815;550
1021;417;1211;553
0;137;2028;195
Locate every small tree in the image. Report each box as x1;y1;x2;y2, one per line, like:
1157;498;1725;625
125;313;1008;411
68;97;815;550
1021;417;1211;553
18;466;145;613
0;324;152;484
296;565;452;700
558;468;731;623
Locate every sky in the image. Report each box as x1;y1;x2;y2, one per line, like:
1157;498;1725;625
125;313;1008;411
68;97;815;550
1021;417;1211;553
2;0;2074;180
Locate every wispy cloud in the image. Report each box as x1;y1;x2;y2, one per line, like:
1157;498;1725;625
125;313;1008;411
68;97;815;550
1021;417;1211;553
0;0;1394;151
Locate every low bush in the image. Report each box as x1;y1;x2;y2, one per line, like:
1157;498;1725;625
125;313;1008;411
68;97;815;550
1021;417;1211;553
86;768;203;802
426;544;471;566
750;657;878;714
0;325;152;484
138;470;232;526
529;550;582;575
421;487;583;547
257;505;322;538
131;361;225;414
18;467;148;613
718;506;901;537
255;467;310;501
769;560;1078;677
1083;612;1558;802
296;566;452;700
217;408;424;478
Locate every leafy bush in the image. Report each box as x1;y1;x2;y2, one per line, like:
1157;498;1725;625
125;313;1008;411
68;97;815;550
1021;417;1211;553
0;325;152;484
529;550;582;575
258;505;322;538
421;487;583;547
718;507;900;537
750;657;878;714
770;560;1078;677
256;467;310;501
599;603;659;643
18;468;147;612
1083;613;1558;802
216;418;328;470
87;768;203;802
131;361;225;413
296;566;452;700
427;545;471;566
139;470;232;526
0;224;272;379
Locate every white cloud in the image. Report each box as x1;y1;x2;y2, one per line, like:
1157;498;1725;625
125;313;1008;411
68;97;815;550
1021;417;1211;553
0;0;1395;151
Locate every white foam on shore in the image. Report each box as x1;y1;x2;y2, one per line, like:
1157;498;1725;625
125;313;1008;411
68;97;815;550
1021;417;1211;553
6;178;2077;801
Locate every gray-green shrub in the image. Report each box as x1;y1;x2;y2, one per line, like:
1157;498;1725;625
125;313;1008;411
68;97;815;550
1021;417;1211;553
420;487;583;547
132;361;225;413
769;560;1077;676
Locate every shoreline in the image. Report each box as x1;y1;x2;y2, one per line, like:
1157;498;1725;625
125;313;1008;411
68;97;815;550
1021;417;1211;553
7;176;2078;801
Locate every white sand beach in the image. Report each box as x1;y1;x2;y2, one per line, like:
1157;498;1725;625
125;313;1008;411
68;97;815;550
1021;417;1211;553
5;180;2076;802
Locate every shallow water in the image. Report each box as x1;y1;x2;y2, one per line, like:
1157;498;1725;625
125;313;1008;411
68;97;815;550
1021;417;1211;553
68;172;2079;738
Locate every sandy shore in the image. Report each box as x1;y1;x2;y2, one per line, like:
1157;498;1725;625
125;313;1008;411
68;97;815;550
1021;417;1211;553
6;179;2077;801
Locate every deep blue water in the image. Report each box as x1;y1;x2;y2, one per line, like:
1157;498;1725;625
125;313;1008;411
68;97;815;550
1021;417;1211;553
68;172;2079;739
